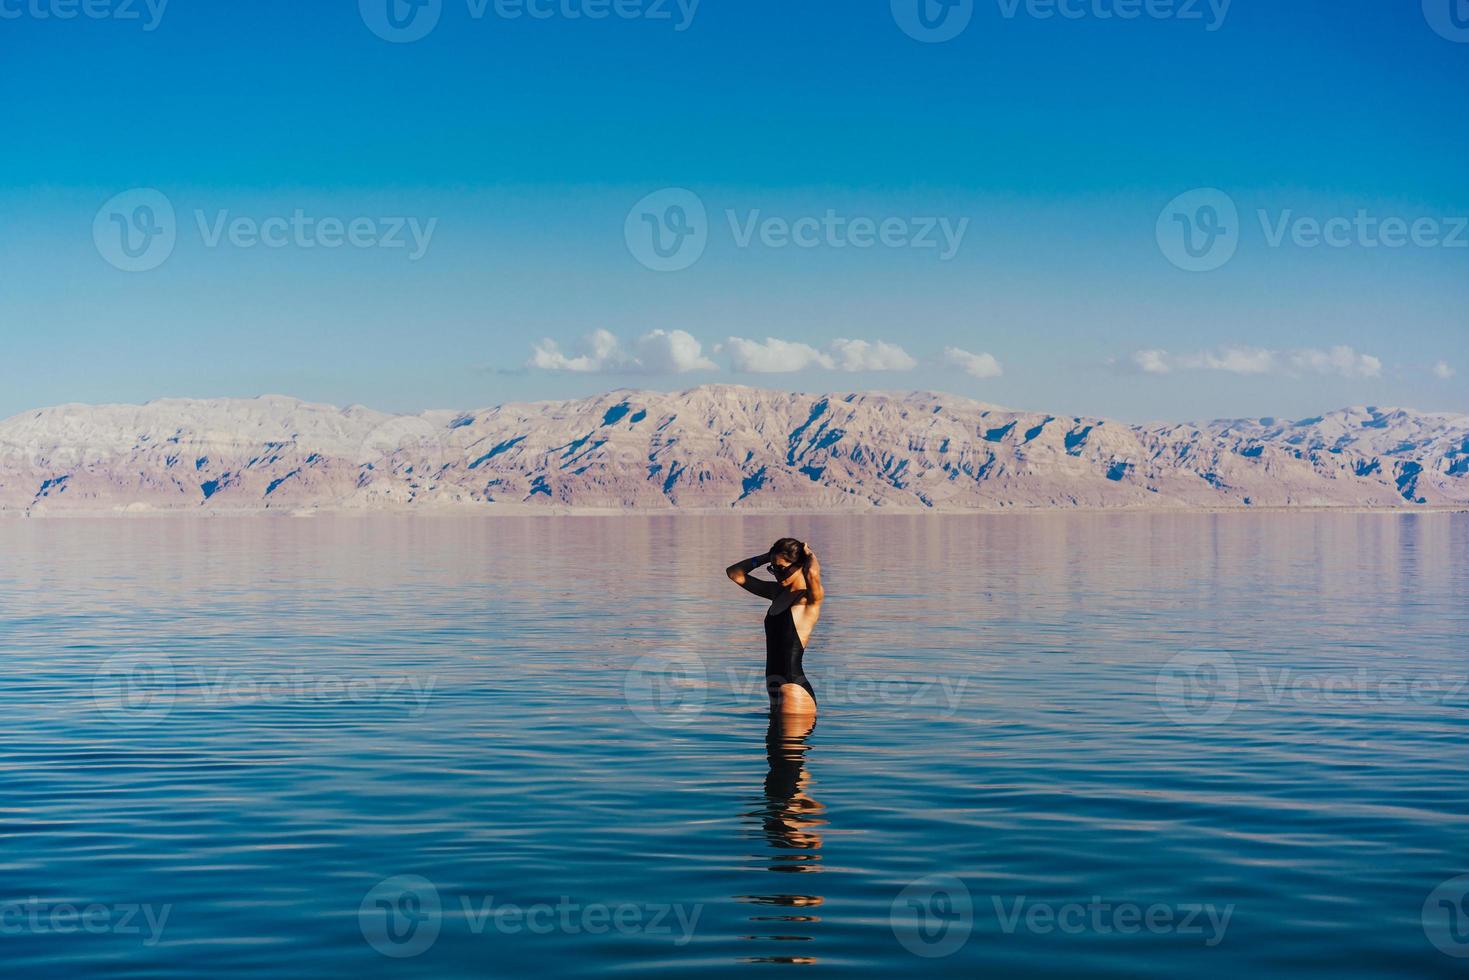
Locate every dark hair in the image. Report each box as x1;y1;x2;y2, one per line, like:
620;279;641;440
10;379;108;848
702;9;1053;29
769;537;810;579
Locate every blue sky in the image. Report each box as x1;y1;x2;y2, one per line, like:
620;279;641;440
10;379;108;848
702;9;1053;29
0;0;1465;422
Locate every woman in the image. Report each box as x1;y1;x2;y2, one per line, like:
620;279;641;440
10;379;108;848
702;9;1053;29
726;538;825;715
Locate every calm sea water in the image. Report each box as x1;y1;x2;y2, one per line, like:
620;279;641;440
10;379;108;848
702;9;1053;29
1;514;1466;978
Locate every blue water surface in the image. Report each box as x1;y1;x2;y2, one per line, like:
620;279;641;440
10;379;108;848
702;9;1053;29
0;513;1465;977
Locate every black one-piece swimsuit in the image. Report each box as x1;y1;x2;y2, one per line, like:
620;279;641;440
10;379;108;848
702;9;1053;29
764;605;816;704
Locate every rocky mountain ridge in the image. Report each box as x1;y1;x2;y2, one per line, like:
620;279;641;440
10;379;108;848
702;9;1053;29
2;385;1465;514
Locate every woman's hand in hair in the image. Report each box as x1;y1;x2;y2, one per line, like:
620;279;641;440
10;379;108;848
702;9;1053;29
802;547;823;603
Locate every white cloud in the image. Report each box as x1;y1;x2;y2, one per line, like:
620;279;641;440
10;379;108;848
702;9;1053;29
828;338;918;372
1288;345;1381;379
943;346;1003;379
1433;360;1456;380
1200;347;1277;374
1131;347;1275;375
1131;349;1173;375
529;329;631;373
1128;345;1380;379
718;337;831;373
528;329;716;374
717;336;917;373
633;329;719;372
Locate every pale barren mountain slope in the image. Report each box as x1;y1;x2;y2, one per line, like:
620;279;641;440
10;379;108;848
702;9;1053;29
1;385;1465;514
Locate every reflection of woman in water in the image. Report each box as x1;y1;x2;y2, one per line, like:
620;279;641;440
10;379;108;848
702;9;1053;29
736;710;825;965
725;538;825;716
760;711;824;863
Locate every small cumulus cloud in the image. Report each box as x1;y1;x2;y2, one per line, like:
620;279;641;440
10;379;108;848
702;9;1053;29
716;336;917;373
1131;349;1173;376
1131;347;1276;375
1128;345;1381;380
528;329;717;374
717;337;830;373
1289;346;1382;379
1433;360;1456;380
827;338;918;372
634;329;720;372
943;346;1003;379
529;329;632;373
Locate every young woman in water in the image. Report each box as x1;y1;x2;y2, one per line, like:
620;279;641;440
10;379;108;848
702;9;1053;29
725;538;825;716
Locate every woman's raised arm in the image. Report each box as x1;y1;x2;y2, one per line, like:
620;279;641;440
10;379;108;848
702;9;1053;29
802;547;824;604
726;551;778;599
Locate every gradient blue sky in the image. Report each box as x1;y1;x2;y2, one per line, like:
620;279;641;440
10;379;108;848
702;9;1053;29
1;0;1465;422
